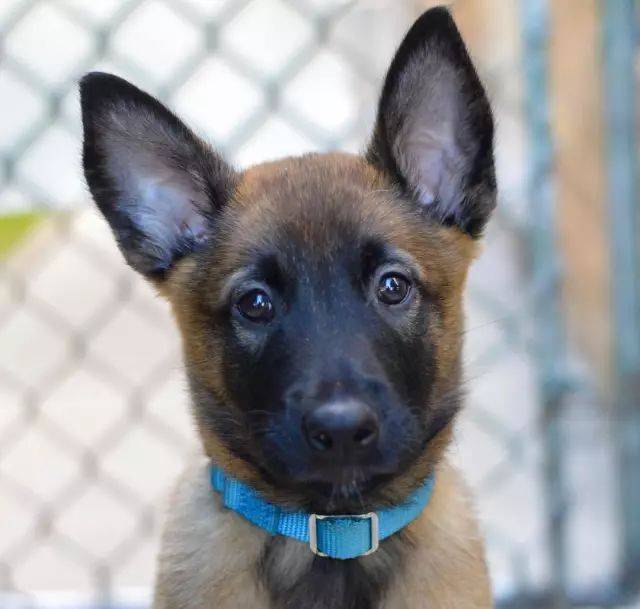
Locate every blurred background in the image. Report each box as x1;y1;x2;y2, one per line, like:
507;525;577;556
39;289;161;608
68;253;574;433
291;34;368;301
0;0;638;607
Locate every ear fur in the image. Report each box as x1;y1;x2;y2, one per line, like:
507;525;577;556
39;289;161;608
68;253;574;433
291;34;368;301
367;7;496;237
80;72;236;278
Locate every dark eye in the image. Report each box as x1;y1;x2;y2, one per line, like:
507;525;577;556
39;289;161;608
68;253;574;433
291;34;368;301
236;289;274;323
377;273;411;305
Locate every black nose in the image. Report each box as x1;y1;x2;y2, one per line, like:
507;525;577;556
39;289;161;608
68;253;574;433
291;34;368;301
303;399;379;457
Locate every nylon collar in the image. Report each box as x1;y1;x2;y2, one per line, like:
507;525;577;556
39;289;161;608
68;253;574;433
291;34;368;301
210;465;435;560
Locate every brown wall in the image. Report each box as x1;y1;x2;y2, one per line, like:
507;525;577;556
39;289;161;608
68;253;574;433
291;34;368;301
549;0;611;393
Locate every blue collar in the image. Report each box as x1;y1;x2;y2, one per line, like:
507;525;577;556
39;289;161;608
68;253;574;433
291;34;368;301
210;465;435;560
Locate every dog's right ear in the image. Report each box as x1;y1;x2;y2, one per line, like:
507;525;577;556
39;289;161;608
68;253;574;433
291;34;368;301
80;72;236;279
366;8;496;238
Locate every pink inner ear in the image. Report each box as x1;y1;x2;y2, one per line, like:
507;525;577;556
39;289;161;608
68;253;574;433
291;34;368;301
392;100;469;218
387;54;472;218
395;122;463;209
134;171;209;249
399;134;444;206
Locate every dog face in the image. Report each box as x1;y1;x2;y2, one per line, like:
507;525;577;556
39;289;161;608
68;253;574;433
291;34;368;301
80;8;495;512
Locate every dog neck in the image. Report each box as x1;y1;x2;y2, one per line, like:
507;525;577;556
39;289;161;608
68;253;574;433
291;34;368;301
210;464;435;560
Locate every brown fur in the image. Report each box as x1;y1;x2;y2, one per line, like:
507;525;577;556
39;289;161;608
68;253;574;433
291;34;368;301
151;153;491;607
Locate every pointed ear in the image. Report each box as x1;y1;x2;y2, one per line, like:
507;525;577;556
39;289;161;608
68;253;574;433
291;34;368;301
366;7;496;237
80;72;237;278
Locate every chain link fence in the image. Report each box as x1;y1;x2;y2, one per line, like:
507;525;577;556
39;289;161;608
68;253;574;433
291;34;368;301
0;1;638;607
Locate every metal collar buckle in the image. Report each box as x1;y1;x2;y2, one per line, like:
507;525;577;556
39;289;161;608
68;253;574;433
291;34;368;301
308;512;380;557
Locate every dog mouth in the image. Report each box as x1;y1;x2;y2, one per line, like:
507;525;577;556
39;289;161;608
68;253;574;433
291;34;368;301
287;468;397;513
252;454;405;513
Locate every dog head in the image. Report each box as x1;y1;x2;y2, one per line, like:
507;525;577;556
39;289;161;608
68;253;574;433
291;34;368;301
80;8;495;512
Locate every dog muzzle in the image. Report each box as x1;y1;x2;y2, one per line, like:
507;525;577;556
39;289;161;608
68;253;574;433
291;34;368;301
210;465;435;560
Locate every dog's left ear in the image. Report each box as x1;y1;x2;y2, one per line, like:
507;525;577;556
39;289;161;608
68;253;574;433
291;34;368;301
367;7;496;237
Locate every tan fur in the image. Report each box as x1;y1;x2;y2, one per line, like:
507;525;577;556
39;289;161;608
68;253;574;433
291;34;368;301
153;459;490;609
382;462;492;609
153;461;270;609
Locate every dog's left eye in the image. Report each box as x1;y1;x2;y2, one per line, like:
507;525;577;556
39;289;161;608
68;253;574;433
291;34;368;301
236;289;274;323
377;273;411;305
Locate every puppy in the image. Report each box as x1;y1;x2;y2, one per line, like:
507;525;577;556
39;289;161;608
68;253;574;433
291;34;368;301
80;7;495;609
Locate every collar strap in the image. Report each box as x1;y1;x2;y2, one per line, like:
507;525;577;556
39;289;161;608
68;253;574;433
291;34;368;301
210;465;435;560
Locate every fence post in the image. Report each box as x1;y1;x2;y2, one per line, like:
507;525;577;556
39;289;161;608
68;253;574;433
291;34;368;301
520;1;569;606
602;0;640;592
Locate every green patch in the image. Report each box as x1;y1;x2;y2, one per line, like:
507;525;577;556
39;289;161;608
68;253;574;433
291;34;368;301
0;212;45;259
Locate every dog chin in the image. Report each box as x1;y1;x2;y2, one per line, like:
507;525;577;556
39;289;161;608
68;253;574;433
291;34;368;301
278;465;399;513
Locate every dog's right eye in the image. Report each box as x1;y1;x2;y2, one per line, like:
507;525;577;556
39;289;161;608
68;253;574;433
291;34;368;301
235;289;274;323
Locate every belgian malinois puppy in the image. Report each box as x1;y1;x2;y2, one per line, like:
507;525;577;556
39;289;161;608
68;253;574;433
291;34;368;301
80;7;495;608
